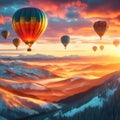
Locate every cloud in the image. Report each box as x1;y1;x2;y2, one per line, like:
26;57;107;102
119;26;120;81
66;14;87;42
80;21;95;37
0;15;11;25
66;7;80;18
80;0;120;18
0;0;29;17
0;0;92;41
0;15;5;25
43;17;92;40
29;0;86;18
81;41;112;45
0;0;29;8
80;0;105;9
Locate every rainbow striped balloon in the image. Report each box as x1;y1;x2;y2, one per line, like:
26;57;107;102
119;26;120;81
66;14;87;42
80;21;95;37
12;7;48;51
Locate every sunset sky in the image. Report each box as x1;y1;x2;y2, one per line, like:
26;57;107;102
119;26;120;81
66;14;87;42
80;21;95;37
0;0;120;57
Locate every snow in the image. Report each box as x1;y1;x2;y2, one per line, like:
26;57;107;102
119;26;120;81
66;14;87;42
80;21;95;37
70;75;99;82
106;88;117;98
0;99;7;112
44;118;51;120
117;78;120;83
63;96;103;117
0;61;52;80
10;83;46;90
9;66;51;77
0;54;55;60
13;107;38;115
40;102;60;110
0;81;47;90
11;84;28;89
51;103;61;109
54;87;117;118
0;116;8;120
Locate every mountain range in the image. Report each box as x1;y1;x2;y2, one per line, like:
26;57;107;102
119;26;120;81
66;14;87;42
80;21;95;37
22;71;120;120
0;59;119;120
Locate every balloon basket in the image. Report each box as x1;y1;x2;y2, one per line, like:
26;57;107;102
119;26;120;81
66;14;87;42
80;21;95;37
27;48;31;52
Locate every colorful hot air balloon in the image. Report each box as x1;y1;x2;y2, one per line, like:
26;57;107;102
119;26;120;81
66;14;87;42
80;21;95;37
61;35;70;49
13;38;20;50
12;7;48;51
1;30;10;39
92;46;97;52
99;45;104;51
113;39;120;47
93;21;108;40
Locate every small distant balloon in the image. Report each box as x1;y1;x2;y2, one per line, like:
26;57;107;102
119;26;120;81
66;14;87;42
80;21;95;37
93;21;108;40
1;30;10;39
13;38;21;50
61;35;70;49
12;7;48;51
99;45;104;51
92;46;97;52
113;39;120;47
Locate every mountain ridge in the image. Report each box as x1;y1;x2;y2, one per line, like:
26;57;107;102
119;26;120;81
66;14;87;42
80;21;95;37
22;70;120;120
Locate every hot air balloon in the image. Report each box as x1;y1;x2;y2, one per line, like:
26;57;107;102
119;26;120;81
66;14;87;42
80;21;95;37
99;45;104;51
13;38;20;50
93;21;108;40
12;7;48;51
92;46;97;52
113;39;120;47
1;30;10;39
61;35;70;49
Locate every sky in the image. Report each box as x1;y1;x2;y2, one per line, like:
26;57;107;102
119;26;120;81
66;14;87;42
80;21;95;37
0;0;120;57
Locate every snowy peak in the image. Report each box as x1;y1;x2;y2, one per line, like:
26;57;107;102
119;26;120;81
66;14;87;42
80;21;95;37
0;61;57;80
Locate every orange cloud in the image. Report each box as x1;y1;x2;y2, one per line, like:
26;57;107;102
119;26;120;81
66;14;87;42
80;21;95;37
29;0;87;18
0;15;12;25
0;15;5;24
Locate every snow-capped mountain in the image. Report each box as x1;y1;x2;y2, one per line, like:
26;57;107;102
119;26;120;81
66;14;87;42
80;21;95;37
0;95;60;120
0;61;61;120
0;61;57;80
24;71;120;120
0;54;55;60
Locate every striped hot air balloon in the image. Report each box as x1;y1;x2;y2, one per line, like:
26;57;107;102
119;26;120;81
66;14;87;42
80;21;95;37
12;7;48;51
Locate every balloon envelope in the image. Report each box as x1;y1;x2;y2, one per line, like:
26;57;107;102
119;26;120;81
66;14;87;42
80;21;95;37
1;30;10;39
92;46;97;52
99;45;104;51
113;39;120;47
93;21;108;40
12;7;48;51
13;38;20;49
61;35;70;49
